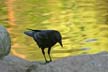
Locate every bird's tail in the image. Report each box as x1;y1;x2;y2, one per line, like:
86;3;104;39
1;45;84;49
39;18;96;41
27;28;41;32
27;28;33;30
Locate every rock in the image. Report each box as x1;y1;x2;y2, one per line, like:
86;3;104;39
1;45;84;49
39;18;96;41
0;51;108;72
30;51;108;72
84;38;98;43
0;55;31;72
0;25;11;58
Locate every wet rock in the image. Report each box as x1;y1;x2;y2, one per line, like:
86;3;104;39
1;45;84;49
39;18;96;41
0;25;11;58
30;51;108;72
0;55;31;72
1;51;108;72
84;38;98;42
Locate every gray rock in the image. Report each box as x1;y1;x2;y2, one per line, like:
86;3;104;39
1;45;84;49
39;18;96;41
0;25;11;58
30;51;108;72
1;51;108;72
0;55;31;72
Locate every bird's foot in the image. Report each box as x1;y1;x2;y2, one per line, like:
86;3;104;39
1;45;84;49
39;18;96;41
44;60;52;64
46;61;51;63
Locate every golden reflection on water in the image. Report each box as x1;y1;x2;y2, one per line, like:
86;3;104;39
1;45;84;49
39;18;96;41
11;24;108;61
4;0;108;61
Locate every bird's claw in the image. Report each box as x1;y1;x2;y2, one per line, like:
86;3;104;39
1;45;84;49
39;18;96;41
45;60;52;64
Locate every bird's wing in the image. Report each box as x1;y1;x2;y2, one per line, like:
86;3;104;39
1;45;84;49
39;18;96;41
33;32;48;45
33;32;41;41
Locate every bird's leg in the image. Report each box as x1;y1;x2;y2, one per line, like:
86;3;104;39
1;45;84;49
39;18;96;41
41;48;48;63
48;47;52;62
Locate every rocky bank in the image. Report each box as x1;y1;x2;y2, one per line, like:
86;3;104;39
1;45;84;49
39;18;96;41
0;51;108;72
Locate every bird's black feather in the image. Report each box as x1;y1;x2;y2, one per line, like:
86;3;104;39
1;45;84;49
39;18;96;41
27;28;41;32
24;29;63;63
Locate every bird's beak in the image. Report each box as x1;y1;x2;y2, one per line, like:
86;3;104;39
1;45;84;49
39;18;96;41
59;41;63;47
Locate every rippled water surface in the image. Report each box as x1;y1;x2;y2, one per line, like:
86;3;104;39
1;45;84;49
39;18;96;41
1;0;108;61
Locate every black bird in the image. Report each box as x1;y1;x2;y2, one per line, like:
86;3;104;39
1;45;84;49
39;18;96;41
24;29;63;63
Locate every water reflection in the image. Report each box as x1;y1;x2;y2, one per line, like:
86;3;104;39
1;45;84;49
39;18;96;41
3;0;108;61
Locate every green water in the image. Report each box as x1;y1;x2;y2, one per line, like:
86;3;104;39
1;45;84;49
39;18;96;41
1;0;108;61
